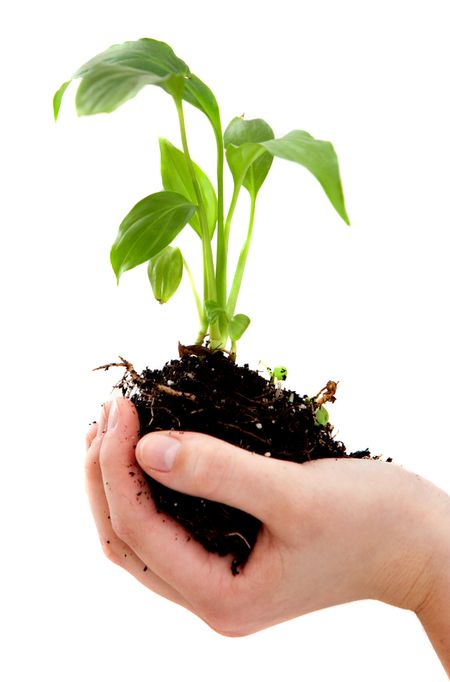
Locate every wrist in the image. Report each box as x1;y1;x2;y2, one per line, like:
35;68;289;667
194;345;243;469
414;487;450;674
375;471;449;614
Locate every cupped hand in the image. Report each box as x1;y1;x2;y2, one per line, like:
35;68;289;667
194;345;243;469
85;397;441;637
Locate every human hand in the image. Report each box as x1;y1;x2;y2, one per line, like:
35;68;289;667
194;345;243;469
85;397;450;668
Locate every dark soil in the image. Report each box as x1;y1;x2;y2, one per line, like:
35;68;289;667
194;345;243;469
106;344;375;575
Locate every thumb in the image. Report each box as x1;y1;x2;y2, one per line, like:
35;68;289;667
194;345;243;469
135;431;297;531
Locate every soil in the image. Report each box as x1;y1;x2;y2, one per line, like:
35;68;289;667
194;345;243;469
104;344;376;575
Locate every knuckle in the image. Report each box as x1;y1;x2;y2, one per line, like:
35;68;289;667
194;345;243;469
101;540;123;567
110;515;134;545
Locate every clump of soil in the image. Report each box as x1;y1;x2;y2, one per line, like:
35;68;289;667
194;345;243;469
103;345;373;574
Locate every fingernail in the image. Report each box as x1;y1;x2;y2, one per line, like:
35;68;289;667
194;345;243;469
137;435;181;472
108;399;119;431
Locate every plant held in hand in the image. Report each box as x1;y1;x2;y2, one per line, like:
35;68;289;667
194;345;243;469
55;38;370;574
55;38;349;355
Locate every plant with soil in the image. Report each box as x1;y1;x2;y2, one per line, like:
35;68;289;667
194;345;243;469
55;38;374;574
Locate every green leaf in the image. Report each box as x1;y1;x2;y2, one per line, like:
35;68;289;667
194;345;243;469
53;80;71;120
261;131;350;224
204;300;229;337
229;313;250;341
54;38;222;133
74;38;189;79
54;38;189;117
224;117;274;196
147;245;183;303
110;191;195;282
75;65;182;116
315;405;330;426
225;142;266;187
159;138;217;238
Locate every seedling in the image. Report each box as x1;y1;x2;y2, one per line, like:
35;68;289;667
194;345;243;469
54;38;349;357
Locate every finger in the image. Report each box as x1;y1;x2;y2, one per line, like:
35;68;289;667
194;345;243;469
86;421;99;449
98;398;224;600
135;431;299;532
86;401;193;609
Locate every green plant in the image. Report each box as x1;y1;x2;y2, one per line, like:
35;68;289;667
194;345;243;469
54;38;349;355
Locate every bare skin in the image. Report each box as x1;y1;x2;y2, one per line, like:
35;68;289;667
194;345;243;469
85;398;450;675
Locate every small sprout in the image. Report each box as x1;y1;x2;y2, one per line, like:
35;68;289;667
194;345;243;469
272;366;288;381
315;405;330;426
259;361;288;383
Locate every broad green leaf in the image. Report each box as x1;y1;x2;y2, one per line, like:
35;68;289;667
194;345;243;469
75;38;188;101
224;117;274;196
53;80;71;120
110;191;195;282
147;245;183;303
74;38;189;79
159;138;217;238
75;65;182;116
261;131;350;224
315;405;329;426
55;38;189;118
229;313;250;341
54;38;222;134
225;142;265;187
205;300;229;337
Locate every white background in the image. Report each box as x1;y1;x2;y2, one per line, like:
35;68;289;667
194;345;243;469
1;0;449;679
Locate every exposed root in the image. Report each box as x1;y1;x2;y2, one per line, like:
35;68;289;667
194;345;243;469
216;421;268;445
225;532;251;550
155;383;197;402
93;356;144;386
94;356;198;403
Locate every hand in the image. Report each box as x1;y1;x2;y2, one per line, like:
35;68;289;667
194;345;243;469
85;398;450;668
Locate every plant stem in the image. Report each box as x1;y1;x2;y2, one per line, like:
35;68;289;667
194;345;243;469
214;129;226;309
182;256;207;337
174;98;216;305
174;97;224;348
227;192;257;317
224;182;242;248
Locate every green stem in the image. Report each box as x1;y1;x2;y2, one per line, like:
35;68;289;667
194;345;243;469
174;97;222;347
224;182;242;247
215;129;226;309
227;192;257;317
174;98;216;305
182;256;206;337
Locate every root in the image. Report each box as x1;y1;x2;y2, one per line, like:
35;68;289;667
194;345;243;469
94;356;197;402
155;384;197;402
216;421;268;445
93;356;144;386
225;532;251;550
